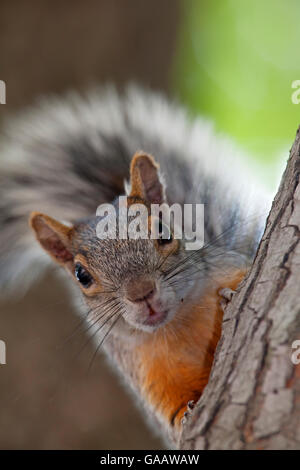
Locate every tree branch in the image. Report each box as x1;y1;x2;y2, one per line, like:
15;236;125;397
180;127;300;450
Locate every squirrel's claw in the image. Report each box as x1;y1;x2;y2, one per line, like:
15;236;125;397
181;400;195;426
187;400;195;410
219;287;236;312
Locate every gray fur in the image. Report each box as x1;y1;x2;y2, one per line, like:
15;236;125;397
0;85;269;293
0;85;272;445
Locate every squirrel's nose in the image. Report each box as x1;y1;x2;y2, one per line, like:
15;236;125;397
125;278;156;303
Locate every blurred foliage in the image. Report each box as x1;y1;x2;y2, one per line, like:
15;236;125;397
173;0;300;173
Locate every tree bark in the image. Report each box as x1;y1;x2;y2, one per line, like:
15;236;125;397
179;127;300;450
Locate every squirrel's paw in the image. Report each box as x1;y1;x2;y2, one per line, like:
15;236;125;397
219;287;236;312
181;400;195;426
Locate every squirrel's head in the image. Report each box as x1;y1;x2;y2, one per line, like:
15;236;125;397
29;152;194;336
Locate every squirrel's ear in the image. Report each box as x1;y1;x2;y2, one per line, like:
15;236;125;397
29;212;73;266
129;152;165;204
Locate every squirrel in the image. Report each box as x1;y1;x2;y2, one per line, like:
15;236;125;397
0;86;268;446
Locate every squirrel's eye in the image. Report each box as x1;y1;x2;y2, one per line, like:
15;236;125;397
74;263;93;288
157;221;173;245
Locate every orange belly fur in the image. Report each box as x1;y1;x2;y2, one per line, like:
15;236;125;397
135;270;246;428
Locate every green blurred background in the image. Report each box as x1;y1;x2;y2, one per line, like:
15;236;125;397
174;0;300;187
0;0;299;450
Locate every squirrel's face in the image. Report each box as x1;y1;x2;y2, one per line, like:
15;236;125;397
29;153;195;335
69;220;188;333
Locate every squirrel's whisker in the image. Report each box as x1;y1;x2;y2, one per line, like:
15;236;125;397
87;309;124;373
70;299;122;359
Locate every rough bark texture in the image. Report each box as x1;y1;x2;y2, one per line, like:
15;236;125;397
180;127;300;450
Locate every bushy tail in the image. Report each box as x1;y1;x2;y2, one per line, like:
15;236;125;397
0;85;197;293
0;86;270;294
0;87;139;292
